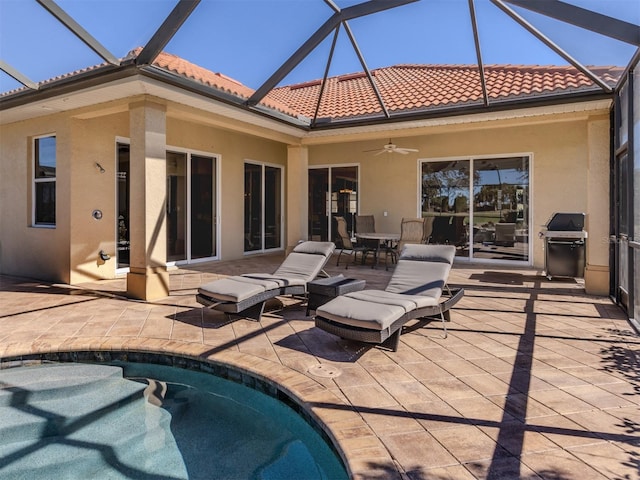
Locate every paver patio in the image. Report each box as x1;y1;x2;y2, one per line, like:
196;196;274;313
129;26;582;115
1;252;638;479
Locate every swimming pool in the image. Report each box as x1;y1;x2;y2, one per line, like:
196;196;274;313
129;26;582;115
0;361;348;479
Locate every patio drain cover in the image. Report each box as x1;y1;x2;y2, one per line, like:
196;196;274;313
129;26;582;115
308;364;342;378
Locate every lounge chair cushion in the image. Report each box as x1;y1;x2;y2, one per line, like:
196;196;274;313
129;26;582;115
197;241;335;305
346;290;439;309
240;273;307;287
198;276;279;303
315;295;406;331
290;241;335;257
399;244;456;263
385;261;450;299
272;242;335;282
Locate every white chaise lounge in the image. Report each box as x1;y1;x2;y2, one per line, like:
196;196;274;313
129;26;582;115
314;244;464;351
196;241;335;321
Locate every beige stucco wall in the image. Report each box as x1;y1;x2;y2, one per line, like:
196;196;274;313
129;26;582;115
165;115;288;260
0;100;289;285
0;98;611;295
69;112;129;284
307;112;610;281
0;115;71;283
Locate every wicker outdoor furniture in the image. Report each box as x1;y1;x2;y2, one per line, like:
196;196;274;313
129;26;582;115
196;241;335;321
315;244;464;351
306;275;366;315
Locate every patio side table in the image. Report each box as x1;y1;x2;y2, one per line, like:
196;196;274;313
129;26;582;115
306;275;366;315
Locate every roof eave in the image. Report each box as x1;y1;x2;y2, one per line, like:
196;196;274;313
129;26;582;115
0;63;136;111
136;65;311;128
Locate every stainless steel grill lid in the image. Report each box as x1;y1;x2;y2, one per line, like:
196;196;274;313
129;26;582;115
545;212;585;231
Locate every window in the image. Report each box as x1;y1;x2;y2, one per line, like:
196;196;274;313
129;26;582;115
33;135;56;226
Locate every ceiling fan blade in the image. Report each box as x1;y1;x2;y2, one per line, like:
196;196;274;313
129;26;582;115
363;148;382;153
396;148;419;154
373;150;387;156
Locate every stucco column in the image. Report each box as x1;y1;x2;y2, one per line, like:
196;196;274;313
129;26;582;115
126;99;169;300
584;115;610;295
286;145;309;252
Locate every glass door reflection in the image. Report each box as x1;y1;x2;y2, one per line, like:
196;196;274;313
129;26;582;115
472;157;529;262
421;160;470;258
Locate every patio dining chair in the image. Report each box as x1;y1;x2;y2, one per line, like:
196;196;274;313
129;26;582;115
335;216;370;268
355;214;375;234
355;214;379;258
385;217;426;269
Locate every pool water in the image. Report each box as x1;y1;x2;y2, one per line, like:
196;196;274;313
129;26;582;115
0;362;348;480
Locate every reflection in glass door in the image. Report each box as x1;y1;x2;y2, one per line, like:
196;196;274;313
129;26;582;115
421;156;530;263
421;160;470;258
309;169;329;241
244;162;282;252
472;157;529;261
308;166;358;242
166;150;217;263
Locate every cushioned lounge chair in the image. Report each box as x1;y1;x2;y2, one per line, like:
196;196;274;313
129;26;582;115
315;244;464;351
196;241;335;321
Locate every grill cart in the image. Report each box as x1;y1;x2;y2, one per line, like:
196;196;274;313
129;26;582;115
539;213;587;280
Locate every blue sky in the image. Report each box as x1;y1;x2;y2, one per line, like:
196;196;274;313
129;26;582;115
1;0;638;93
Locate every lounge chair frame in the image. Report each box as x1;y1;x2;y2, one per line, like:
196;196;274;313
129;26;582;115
196;241;334;321
196;284;308;321
315;287;463;351
315;244;464;351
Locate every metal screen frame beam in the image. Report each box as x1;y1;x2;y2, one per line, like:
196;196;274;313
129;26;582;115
504;0;640;46
248;0;417;106
492;0;613;93
0;61;39;90
137;0;200;66
37;0;119;65
468;0;489;106
343;21;389;118
312;26;341;126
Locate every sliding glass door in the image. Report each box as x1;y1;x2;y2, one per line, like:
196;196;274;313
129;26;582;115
308;166;358;242
116;143;130;269
421;156;530;263
244;162;282;252
166;150;218;264
116;144;218;267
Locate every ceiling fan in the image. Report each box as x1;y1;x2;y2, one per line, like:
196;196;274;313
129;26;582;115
364;140;419;156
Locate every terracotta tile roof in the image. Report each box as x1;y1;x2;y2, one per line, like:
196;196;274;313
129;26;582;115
1;49;299;117
268;64;623;120
140;49;299;117
2;49;622;124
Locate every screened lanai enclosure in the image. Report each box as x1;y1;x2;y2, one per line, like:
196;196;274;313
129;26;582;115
0;1;638;327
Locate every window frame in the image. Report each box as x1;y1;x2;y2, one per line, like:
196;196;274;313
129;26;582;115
32;134;57;228
418;152;533;265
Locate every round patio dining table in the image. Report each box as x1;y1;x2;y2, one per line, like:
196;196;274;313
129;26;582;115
356;232;400;269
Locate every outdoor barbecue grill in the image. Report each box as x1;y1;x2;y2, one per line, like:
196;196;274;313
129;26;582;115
539;212;587;280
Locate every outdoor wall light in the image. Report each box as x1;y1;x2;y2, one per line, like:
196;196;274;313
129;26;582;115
95;162;105;173
99;250;111;261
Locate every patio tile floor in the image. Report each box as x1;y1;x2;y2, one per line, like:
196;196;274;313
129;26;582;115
1;252;638;479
